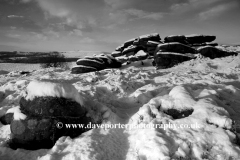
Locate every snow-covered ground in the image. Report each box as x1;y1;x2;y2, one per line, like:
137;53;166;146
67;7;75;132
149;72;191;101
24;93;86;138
0;62;76;72
1;52;240;160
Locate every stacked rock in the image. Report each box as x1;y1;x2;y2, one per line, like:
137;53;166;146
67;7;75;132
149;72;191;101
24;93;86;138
71;54;122;74
164;34;217;47
0;81;93;150
153;42;197;68
110;33;221;67
111;33;162;63
152;34;237;68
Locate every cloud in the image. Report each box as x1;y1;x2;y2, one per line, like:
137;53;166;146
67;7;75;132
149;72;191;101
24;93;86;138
7;34;21;38
7;15;24;18
20;0;32;3
31;32;47;40
125;8;163;20
10;26;17;30
170;0;223;13
199;2;238;20
69;29;83;36
33;0;102;31
104;0;130;9
79;37;95;43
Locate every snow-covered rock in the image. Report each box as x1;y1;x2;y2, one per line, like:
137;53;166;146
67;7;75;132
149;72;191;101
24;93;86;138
0;81;94;150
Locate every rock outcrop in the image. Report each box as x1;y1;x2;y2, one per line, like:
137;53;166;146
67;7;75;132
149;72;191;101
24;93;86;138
71;54;122;74
111;33;162;63
79;33;238;70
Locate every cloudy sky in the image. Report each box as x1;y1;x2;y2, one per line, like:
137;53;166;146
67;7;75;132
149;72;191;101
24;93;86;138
0;0;240;52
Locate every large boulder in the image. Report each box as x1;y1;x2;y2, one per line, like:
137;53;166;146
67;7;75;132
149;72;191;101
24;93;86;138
122;45;138;55
111;51;122;57
123;38;136;48
71;65;97;74
197;46;238;59
164;35;187;44
155;42;196;54
154;52;196;69
1;81;93;150
186;34;216;44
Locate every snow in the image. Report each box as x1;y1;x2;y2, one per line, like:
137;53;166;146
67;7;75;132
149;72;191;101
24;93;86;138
25;81;84;106
1;49;240;160
6;106;26;120
0;63;40;72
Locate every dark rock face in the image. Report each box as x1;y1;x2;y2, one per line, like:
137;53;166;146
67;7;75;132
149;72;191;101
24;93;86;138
154;52;196;69
123;38;136;48
20;71;30;75
6;96;92;150
164;35;187;44
111;51;122;57
186;34;216;44
97;55;122;68
155;42;196;54
19;96;87;117
197;46;238;59
122;45;139;55
163;108;194;119
0;113;13;125
71;65;98;74
84;57;105;63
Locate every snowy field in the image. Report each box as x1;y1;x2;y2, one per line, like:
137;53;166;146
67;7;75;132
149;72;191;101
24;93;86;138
1;54;240;160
